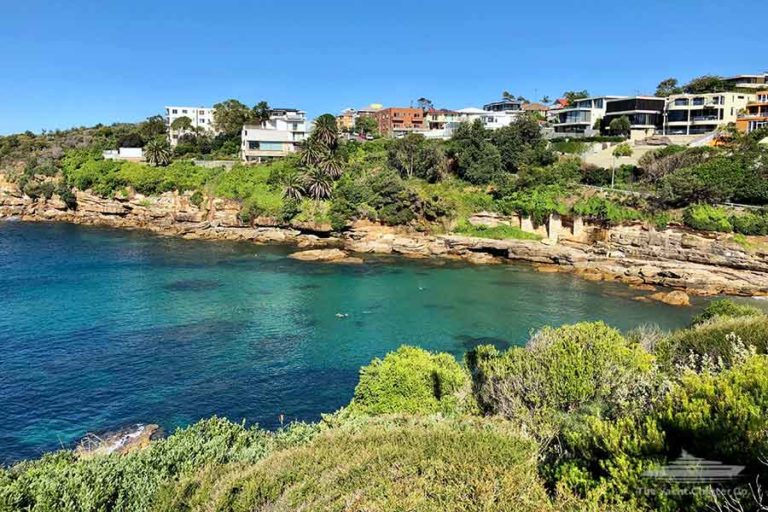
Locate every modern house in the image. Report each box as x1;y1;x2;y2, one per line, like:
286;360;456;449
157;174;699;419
664;92;755;135
374;107;425;137
483;98;524;113
240;108;308;162
165;106;217;145
551;96;624;136
736;91;768;134
724;73;768;90
601;97;666;139
522;102;549;116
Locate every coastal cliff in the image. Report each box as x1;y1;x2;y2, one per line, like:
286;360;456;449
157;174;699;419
2;177;767;297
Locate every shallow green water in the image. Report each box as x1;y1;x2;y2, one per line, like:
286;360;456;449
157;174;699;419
0;221;704;462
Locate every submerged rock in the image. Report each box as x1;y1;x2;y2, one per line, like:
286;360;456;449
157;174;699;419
648;290;691;306
288;248;363;264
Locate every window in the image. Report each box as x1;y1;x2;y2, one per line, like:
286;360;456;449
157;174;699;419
172;109;178;114
594;99;603;108
182;109;188;114
673;99;689;106
199;110;204;114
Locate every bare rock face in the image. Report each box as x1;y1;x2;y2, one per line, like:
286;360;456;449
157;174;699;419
75;424;159;458
288;248;363;264
648;290;691;306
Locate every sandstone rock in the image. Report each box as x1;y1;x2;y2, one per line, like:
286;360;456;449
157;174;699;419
288;249;363;264
463;251;501;265
534;264;563;273
648;290;690;306
76;424;159;458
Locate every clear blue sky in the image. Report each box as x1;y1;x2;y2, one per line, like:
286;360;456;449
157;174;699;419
1;0;766;135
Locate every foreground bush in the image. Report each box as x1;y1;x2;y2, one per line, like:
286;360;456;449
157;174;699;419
655;314;768;371
691;298;763;325
153;416;554;512
682;204;732;232
0;418;318;512
347;345;472;416
468;322;654;436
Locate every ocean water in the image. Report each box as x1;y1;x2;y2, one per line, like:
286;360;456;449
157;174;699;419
0;221;703;462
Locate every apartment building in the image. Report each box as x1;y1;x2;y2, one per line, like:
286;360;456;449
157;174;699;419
374;107;425;136
165;106;216;145
736;91;768;134
240;108;308;162
336;108;357;131
664;92;755;135
552;96;624;136
601;97;666;139
425;109;461;130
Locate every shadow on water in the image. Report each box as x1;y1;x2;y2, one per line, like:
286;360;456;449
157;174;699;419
163;279;222;292
455;334;516;352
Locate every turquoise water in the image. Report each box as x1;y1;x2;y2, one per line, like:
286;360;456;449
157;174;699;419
0;222;702;462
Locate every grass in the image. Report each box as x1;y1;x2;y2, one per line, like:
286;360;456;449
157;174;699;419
153;416;553;512
453;220;542;241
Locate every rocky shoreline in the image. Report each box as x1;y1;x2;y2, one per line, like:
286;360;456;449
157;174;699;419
2;177;768;299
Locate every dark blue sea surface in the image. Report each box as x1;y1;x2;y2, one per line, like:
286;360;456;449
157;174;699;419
0;222;703;462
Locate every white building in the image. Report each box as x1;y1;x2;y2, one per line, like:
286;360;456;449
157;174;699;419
664;92;756;135
165;106;217;145
102;147;144;162
551;96;625;136
241;108;309;162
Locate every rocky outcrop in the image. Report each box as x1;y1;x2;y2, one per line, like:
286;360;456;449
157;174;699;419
288;248;363;264
2;177;768;297
648;290;691;307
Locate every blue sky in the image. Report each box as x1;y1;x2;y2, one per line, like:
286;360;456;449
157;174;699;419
1;0;766;134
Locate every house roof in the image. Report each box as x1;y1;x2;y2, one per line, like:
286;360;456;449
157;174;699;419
522;102;548;111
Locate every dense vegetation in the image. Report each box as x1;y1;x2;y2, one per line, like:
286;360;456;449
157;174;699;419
2;300;768;511
2;107;768;243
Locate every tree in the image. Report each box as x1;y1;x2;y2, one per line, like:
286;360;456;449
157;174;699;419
318;153;344;179
139;115;167;140
251;101;271;126
655;78;683;97
144;137;171;166
298;137;329;167
170;116;193;132
490;114;555;174
116;132;144;148
212;99;253;135
563;90;589;105
502;91;514;100
303;167;333;200
355;116;378;136
416;97;434;111
612;142;633;188
683;75;729;94
609;116;631;138
312;114;339;148
449;120;502;184
388;134;447;182
541;95;551;104
282;173;305;200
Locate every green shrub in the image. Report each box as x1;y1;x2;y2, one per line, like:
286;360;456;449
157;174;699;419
660;354;768;464
572;196;643;226
468;322;654;434
730;211;768;235
189;190;204;208
453;220;541;240
655;314;768;371
682;204;732;232
500;185;568;225
692;299;763;325
153;417;553;512
348;346;471;416
0;417;319;512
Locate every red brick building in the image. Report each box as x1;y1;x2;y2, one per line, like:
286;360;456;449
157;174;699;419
374;107;425;136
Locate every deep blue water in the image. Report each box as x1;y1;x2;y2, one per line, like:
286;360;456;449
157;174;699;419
0;222;704;462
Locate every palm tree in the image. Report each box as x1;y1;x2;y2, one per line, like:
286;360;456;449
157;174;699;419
299;138;328;167
283;173;305;200
312;114;339;148
317;154;343;179
170;116;193;133
303;168;333;200
144;137;171;166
